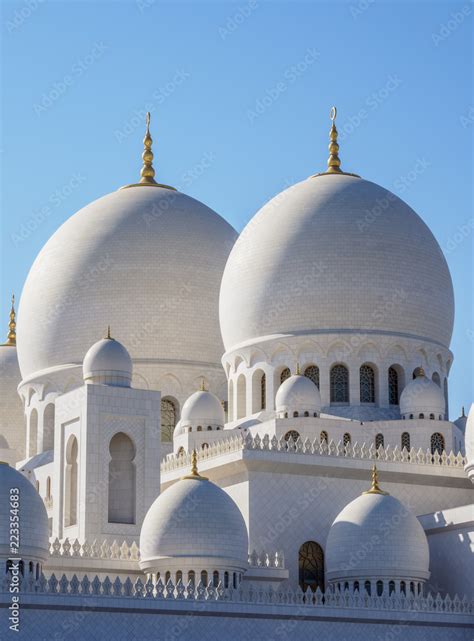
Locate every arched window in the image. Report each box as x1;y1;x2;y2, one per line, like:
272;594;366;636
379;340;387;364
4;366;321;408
304;365;320;389
401;432;410;451
389;580;395;595
298;541;324;592
108;432;136;524
376;580;384;596
64;435;78;527
29;409;38;457
375;433;384;449
224;571;229;588
388;367;399;405
252;370;266;413
293;411;299;418
43;404;55;451
201;570;208;586
197;425;202;432
284;430;300;443
320;431;328;444
343;433;351;447
432;372;441;387
212;571;219;587
431;432;445;455
419;413;424;419
360;364;375;403
176;570;182;583
46;476;51;499
429;413;435;420
161;398;177;443
188;570;195;586
236;374;246;419
330;365;349;403
280;367;291;384
364;580;371;595
201;443;209;449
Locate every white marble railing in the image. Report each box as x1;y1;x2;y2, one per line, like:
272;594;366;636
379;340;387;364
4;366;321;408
3;573;472;616
161;433;466;474
49;538;140;561
48;539;284;570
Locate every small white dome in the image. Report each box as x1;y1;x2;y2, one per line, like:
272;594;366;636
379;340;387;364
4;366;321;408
177;390;225;434
275;374;321;416
464;404;474;483
0;463;49;564
399;370;445;419
83;333;132;387
140;472;248;575
326;479;429;584
0;345;24;460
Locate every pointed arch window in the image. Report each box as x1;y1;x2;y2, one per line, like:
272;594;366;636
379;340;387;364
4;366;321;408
280;367;291;384
320;431;328;444
304;365;320;389
388;367;399;405
360;364;375;403
330;365;349;403
343;433;351;447
375;433;384;450
401;432;410;451
260;373;266;410
298;541;324;592
430;432;445;455
108;432;136;524
161;398;177;443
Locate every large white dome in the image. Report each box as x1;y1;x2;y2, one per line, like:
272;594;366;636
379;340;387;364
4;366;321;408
219;174;454;353
326;481;429;583
140;473;248;574
0;463;49;563
17;186;237;382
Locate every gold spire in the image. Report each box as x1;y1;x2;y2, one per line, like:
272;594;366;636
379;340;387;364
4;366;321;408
311;107;359;179
326;107;342;174
363;464;389;496
120;112;176;191
105;325;114;340
182;449;208;481
416;366;425;377
200;377;206;392
2;294;16;347
296;362;301;375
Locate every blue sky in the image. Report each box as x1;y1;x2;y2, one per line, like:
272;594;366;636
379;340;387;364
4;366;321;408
1;0;472;417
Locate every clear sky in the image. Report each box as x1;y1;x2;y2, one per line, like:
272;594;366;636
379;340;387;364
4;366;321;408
1;0;472;418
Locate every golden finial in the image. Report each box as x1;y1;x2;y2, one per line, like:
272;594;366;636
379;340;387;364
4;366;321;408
363;464;389;496
2;293;16;347
296;362;301;375
120;112;176;191
200;378;206;392
326;106;342;174
105;325;114;340
182;449;208;481
416;366;425;377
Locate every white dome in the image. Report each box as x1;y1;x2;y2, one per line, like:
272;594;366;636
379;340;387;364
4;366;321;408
219;174;454;353
275;374;321;416
17;186;237;382
0;345;24;459
140;474;248;574
399;371;445;418
177;389;225;432
464;403;474;483
0;463;49;563
326;485;429;583
83;334;132;387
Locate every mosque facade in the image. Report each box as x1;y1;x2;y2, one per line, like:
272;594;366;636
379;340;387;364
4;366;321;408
0;109;472;640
